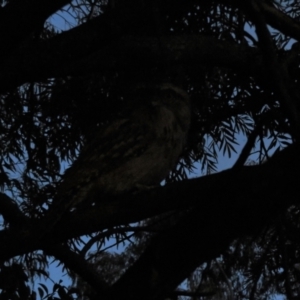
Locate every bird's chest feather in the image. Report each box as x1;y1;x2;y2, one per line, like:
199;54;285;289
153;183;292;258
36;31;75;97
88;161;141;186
99;113;186;193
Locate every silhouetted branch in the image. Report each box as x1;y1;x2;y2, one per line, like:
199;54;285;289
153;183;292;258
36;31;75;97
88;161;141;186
44;244;109;295
218;0;300;41
0;193;27;227
233;122;261;169
0;144;298;298
244;0;300;141
0;32;264;93
0;0;71;56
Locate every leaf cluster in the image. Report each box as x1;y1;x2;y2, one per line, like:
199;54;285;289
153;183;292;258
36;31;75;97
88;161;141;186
1;0;300;299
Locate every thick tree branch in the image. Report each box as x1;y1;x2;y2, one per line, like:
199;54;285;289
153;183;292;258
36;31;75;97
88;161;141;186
0;8;124;92
0;30;266;93
107;145;300;300
1;0;300;95
0;0;71;56
0;144;298;266
0;193;28;228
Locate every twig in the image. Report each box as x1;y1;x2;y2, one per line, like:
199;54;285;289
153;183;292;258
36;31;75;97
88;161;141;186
245;0;300;142
233;122;260;169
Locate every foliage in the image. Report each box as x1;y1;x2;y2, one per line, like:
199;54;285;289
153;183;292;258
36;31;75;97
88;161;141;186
0;0;300;299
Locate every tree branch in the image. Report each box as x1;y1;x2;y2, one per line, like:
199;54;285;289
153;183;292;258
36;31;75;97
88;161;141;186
106;144;300;300
0;193;28;228
0;144;298;266
2;0;300;95
259;1;300;42
0;31;268;94
219;0;300;42
232;122;260;169
44;244;109;295
243;0;300;141
0;0;71;56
